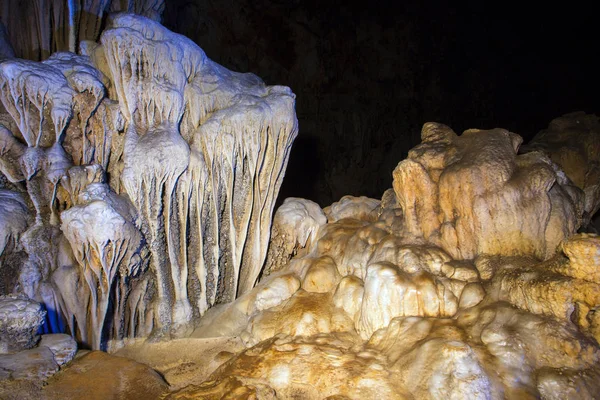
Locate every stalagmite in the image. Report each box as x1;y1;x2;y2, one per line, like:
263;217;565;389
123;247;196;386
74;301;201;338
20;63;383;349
175;119;599;399
263;197;327;276
61;183;148;349
0;190;29;258
94;14;298;336
525;112;600;223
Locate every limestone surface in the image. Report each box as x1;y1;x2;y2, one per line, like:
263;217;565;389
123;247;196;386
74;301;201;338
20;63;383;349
0;346;59;381
166;121;599;399
0;6;598;400
525;112;600;223
0;295;45;353
0;333;77;384
42;350;168;400
167;334;412;400
263;197;327;276
323;195;381;222
0;13;297;350
393;123;582;260
38;333;77;367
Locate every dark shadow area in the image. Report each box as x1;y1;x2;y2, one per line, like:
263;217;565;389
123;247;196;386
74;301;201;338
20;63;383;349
276;135;321;207
160;2;598;205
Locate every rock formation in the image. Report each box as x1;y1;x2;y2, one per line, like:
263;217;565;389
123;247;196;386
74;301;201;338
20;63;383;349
182;121;600;399
0;13;297;350
263;197;326;277
0;6;599;400
0;295;45;353
393;122;583;260
524;112;600;229
0;296;77;386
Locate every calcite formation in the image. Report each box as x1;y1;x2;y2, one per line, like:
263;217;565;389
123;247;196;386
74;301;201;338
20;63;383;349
263;197;327;277
525;112;600;224
0;14;297;349
393;122;583;260
168;334;411;400
180;121;600;399
0;333;77;381
0;189;30;292
42;350;169;400
0;295;45;353
0;297;76;386
0;7;599;400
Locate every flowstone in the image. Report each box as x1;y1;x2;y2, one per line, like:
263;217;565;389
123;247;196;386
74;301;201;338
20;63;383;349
1;6;599;399
179;121;600;399
0;13;297;350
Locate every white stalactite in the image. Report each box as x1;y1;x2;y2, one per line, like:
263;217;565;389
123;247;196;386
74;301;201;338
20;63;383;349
0;13;297;348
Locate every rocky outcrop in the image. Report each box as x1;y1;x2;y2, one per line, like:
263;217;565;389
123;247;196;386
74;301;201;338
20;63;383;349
175;122;599;399
0;295;45;353
393;122;583;260
167;334;411;400
0;14;297;349
0;333;77;383
524;112;600;228
323;195;380;223
483;234;600;343
0;297;77;387
263;198;326;277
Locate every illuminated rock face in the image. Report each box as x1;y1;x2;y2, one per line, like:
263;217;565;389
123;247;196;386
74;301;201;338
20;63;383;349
1;8;599;399
185;121;600;399
525;112;600;224
393;122;583;260
0;14;297;349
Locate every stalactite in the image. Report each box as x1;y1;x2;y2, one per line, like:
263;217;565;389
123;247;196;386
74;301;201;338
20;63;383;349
0;13;297;348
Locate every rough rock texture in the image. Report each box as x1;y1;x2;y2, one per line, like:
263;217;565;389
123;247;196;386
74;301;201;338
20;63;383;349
113;336;245;390
324;195;380;223
0;13;297;349
524;112;600;225
559;233;600;282
485;244;600;343
42;350;168;400
0;332;76;385
263;197;327;277
167;122;600;399
0;295;45;353
0;345;59;381
38;333;77;366
393;122;583;260
167;334;412;400
192;210;484;346
0;189;30;293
